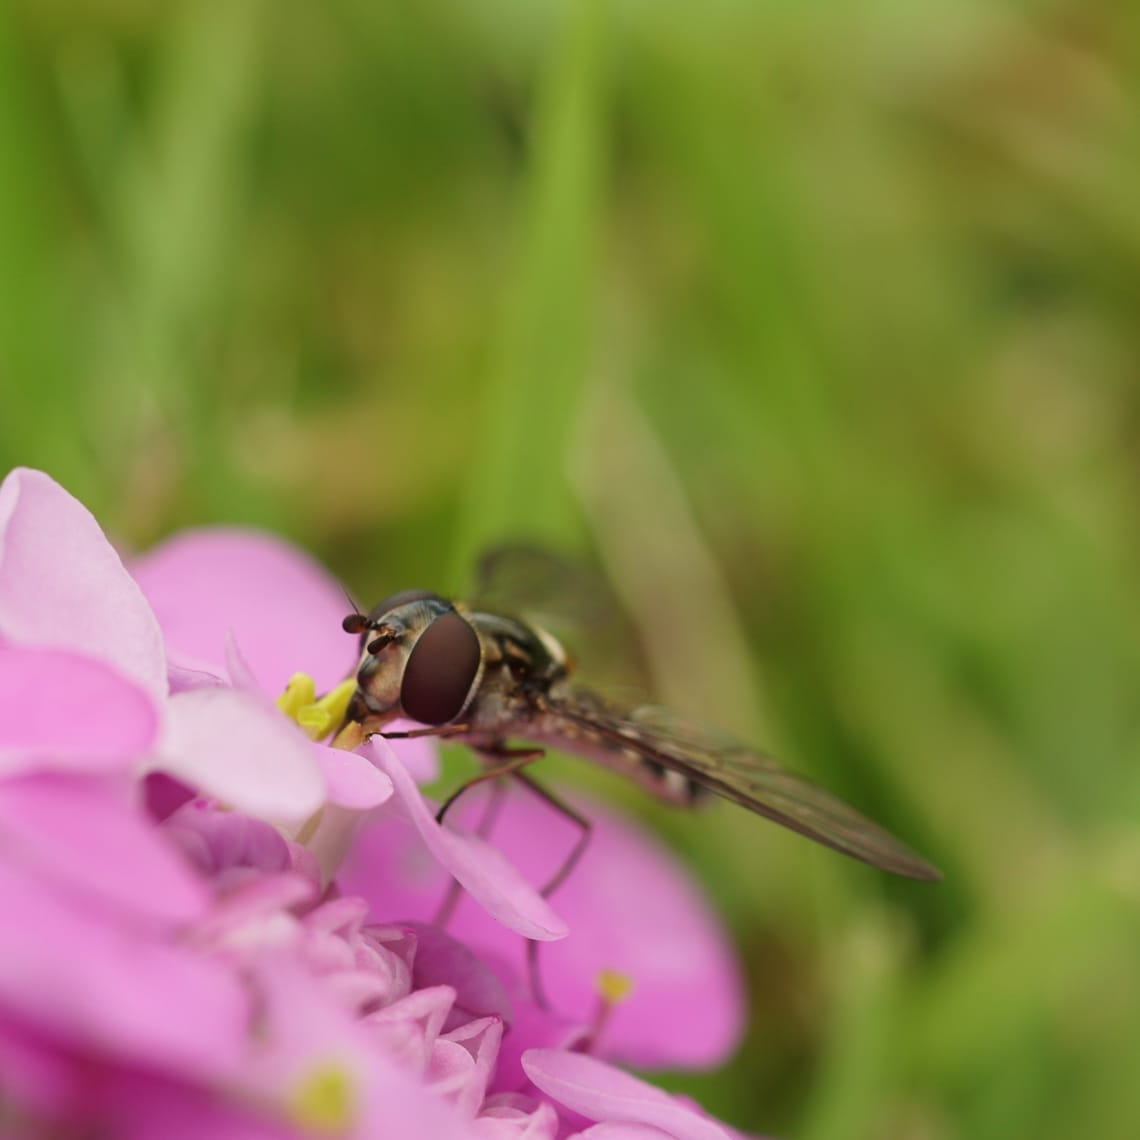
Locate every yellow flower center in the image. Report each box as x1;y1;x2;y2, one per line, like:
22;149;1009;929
287;1063;356;1133
586;968;635;1051
595;968;634;1005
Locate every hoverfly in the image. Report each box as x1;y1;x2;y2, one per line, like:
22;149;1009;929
340;556;940;883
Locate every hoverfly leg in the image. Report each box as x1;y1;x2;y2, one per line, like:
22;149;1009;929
431;747;545;930
510;770;592;898
432;778;513;929
381;723;473;741
436;744;545;826
509;769;593;1012
525;938;551;1011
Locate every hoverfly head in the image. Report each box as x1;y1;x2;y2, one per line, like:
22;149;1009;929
344;590;482;728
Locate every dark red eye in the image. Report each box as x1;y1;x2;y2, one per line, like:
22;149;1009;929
401;611;481;725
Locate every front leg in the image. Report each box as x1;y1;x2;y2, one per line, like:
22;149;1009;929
381;723;474;741
435;742;546;825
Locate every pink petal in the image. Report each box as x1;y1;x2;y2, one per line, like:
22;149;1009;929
0;468;167;701
369;983;456;1054
162;800;296;879
249;959;480;1139
130;528;356;696
157;687;326;824
312;743;394;810
0;646;158;776
436;786;744;1069
374;747;568;942
0;1018;84;1120
521;1051;731;1140
223;632;261;694
367;724;439;784
490;996;586;1096
142;771;196;822
336;803;447;923
474;1095;560;1140
0;862;247;1080
431;1016;503;1114
167;663;227;694
569;1126;679;1140
190;871;318;954
0;774;208;924
408;923;513;1026
97;1074;301;1140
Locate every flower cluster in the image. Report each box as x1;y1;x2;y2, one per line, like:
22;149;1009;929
0;468;747;1139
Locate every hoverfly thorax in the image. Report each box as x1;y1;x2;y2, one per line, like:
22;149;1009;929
344;590;484;730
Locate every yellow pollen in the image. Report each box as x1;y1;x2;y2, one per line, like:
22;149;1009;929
287;1063;355;1132
596;968;634;1006
584;969;636;1054
276;673;316;718
276;674;357;741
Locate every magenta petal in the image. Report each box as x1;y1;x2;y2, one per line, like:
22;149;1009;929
162;801;296;880
97;1074;301;1140
0;862;247;1079
335;793;449;924
490;996;586;1096
159;688;326;823
368;723;439;784
0;774;208;923
0;646;158;775
312;743;394;810
130;528;355;696
474;1096;560;1139
250;959;479;1140
408;923;513;1025
0;468;167;701
167;663;227;694
223;632;261;694
0;1020;79;1123
570;1126;680;1140
142;771;196;822
432;1015;503;1114
522;1051;731;1140
376;747;567;942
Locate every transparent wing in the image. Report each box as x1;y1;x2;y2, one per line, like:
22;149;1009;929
469;546;646;689
550;696;941;881
470;545;611;630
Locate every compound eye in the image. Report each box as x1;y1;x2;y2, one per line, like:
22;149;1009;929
401;611;481;725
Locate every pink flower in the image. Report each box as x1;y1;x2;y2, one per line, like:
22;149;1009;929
0;468;331;823
339;779;744;1072
0;467;748;1139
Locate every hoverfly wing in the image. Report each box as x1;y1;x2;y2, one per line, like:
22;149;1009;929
470;545;612;630
470;545;645;689
549;698;941;881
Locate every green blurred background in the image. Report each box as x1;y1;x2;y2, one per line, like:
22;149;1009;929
3;0;1140;1136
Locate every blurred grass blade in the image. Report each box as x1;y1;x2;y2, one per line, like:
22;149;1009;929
572;381;762;737
451;0;604;577
92;0;266;520
0;6;91;491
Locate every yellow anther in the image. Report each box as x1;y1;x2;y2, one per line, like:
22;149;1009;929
584;969;635;1054
287;1064;355;1132
596;968;634;1006
298;679;357;741
276;675;357;742
276;673;316;719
